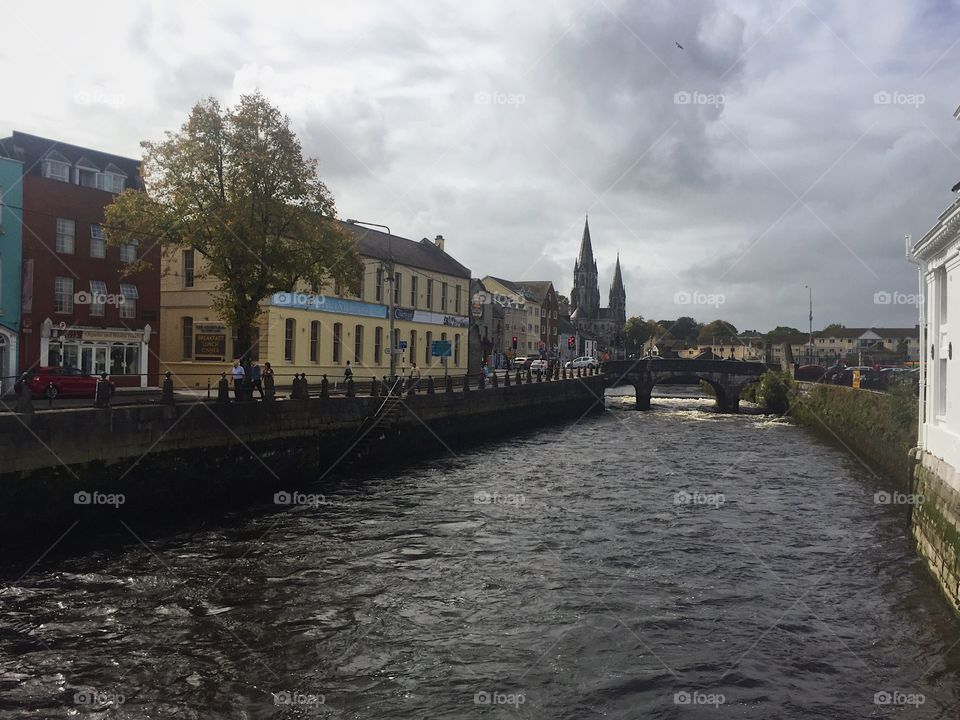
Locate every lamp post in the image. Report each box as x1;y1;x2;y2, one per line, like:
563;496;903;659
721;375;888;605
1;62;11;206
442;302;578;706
346;219;395;382
804;284;813;364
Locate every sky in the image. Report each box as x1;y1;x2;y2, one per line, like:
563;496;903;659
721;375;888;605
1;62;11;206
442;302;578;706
1;0;957;333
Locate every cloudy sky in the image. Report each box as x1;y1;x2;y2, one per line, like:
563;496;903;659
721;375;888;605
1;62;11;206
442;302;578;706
1;0;957;332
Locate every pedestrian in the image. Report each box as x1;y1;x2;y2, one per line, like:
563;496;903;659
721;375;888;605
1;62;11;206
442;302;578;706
231;359;245;400
250;360;263;399
263;362;275;400
408;362;421;392
344;360;353;382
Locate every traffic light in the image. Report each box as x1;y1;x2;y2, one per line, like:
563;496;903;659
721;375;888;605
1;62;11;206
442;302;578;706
512;336;518;349
567;336;575;349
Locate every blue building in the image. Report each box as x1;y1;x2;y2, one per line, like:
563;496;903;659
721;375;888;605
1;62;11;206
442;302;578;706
0;155;23;392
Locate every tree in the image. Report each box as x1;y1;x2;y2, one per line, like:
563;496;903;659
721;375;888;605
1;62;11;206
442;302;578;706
624;316;653;354
105;92;363;362
764;326;801;344
697;319;738;344
656;316;701;345
556;293;570;307
821;323;846;335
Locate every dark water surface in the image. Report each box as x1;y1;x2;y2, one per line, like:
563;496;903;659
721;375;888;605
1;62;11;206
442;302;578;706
2;390;960;718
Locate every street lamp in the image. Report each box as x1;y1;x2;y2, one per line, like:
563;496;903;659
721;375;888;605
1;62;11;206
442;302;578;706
346;219;395;382
804;284;813;364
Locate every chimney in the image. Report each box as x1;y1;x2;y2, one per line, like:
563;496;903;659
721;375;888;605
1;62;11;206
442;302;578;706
434;234;445;251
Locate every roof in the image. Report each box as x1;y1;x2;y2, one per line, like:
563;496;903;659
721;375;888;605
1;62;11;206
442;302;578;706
557;317;577;334
511;280;554;304
337;220;471;279
813;326;919;340
0;131;141;186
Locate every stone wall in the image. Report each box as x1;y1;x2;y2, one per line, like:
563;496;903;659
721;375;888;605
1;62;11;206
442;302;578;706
0;376;605;547
912;451;960;613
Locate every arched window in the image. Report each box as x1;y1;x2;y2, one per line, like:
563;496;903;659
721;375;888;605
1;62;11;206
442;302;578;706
284;318;295;361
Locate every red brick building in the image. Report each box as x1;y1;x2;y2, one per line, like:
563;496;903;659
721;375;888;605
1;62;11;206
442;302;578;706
0;132;159;387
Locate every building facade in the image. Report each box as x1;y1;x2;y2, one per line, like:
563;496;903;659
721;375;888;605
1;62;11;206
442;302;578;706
0;132;159;387
160;222;471;387
569;217;626;358
767;327;920;365
0;156;23;393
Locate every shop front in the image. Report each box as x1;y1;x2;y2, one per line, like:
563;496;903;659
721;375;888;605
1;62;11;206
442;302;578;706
41;321;151;387
0;326;17;396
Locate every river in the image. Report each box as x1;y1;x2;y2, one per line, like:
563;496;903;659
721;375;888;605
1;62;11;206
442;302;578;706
1;388;959;718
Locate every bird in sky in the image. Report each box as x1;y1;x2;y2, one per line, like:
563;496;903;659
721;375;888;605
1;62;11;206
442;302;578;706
676;41;684;50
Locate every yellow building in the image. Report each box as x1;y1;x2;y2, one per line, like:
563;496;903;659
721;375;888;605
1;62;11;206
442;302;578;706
159;222;472;388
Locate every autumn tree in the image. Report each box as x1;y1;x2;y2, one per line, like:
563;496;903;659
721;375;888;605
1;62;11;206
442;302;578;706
105;92;363;362
698;319;738;344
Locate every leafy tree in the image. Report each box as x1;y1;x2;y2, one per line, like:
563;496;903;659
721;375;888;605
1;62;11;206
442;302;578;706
758;370;794;414
556;293;570;307
105;92;363;362
764;326;802;344
624;316;653;353
656;316;701;345
821;323;846;335
698;319;738;344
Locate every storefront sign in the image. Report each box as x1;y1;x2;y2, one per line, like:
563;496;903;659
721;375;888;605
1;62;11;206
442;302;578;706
431;340;452;357
394;308;469;328
271;292;386;319
82;330;144;343
195;333;227;359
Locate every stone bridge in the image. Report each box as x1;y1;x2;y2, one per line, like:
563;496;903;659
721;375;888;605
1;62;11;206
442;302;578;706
602;358;777;412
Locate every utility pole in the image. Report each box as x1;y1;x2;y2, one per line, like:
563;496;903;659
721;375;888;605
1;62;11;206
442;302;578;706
346;219;395;382
804;284;813;364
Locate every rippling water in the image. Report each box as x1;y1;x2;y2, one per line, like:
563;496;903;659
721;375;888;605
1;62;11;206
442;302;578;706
2;389;959;718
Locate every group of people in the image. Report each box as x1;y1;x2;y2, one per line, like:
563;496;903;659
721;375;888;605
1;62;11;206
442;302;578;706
229;359;273;400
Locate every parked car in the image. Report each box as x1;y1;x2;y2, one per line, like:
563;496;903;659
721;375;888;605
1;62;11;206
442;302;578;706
529;359;548;372
512;356;530;369
564;356;599;369
22;367;113;399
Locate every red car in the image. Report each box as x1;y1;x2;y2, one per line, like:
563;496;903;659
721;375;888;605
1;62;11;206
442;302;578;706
20;367;114;399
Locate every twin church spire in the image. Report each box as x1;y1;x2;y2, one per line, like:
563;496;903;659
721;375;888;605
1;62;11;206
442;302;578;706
572;215;625;325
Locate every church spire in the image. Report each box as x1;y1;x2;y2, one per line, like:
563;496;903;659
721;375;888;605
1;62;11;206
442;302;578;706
576;214;596;270
611;253;624;292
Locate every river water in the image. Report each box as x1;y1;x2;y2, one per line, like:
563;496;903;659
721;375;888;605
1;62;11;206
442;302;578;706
2;388;960;719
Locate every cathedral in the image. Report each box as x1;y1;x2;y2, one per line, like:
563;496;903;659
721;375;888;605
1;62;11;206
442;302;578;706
570;216;626;357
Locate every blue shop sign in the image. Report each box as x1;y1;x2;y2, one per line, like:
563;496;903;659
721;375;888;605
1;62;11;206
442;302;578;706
271;292;387;319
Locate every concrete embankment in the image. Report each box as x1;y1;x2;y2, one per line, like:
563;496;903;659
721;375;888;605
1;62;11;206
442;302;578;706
792;382;960;613
0;376;605;548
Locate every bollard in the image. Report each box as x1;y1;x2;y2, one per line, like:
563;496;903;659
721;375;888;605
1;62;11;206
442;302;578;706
504;372;511;388
554;364;560;381
94;373;112;408
427;375;435;394
206;379;211;400
302;374;310;398
321;375;330;398
577;367;582;378
516;368;522;385
492;372;499;389
217;373;231;402
527;367;534;383
446;375;454;393
16;380;34;415
371;377;380;397
562;366;567;379
346;377;355;397
536;368;542;383
162;371;175;405
478;373;485;390
463;374;471;392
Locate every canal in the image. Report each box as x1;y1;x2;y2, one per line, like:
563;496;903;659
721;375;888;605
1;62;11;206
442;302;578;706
1;388;959;718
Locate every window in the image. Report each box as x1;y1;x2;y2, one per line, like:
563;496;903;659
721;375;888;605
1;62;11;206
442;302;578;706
97;171;126;194
394;272;401;306
375;268;383;302
455;285;461;314
426;279;434;309
119;283;138;319
110;344;140;375
183;249;195;287
89;280;107;316
120;239;138;263
425;331;432;364
310;321;319;363
454;334;461;366
55;276;74;313
284;318;296;361
42;157;70;182
410;276;418;307
375;327;383;366
354;324;363;363
182;317;193;359
441;282;448;311
56;218;75;254
333;323;343;362
410;330;417;363
90;224;105;258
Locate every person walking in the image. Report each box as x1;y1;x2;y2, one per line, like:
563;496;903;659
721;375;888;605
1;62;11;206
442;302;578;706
231;359;245;401
344;360;353;381
408;362;421;392
250;360;263;399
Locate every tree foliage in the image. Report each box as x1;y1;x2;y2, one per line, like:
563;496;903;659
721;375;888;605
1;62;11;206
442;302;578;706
656;316;701;345
764;326;802;344
104;92;363;360
697;319;738;344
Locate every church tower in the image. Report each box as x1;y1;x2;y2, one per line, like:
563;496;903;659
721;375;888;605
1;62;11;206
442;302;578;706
571;216;600;318
609;253;626;325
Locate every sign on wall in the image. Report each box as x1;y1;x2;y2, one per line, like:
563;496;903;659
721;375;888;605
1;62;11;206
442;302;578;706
431;340;452;357
195;333;226;360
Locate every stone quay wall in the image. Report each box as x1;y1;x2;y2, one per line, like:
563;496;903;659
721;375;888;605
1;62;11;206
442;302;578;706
0;376;606;547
